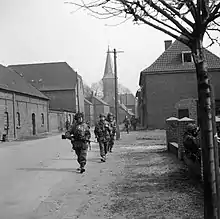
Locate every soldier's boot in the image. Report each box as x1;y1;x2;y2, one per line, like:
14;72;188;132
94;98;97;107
101;155;106;162
80;164;86;173
80;168;85;173
109;145;113;153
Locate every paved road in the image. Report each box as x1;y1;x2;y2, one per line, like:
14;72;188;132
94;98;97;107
0;130;203;219
0;134;93;219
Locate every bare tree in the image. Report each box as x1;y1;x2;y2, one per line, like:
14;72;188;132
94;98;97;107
83;81;93;98
66;0;220;218
118;83;132;94
91;80;104;97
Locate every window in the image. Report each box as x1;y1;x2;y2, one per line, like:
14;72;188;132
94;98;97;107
16;112;21;127
4;112;9;131
41;113;44;125
69;114;71;124
178;109;189;119
182;51;192;63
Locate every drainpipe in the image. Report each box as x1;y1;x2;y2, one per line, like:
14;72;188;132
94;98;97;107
12;93;16;139
47;101;50;133
76;73;80;113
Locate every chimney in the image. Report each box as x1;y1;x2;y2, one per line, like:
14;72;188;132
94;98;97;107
164;40;172;50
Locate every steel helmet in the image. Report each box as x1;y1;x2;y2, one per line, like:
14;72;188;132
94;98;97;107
99;113;105;118
74;112;84;120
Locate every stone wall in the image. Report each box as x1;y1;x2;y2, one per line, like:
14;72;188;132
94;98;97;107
166;116;202;179
49;110;65;132
0;91;49;140
174;98;198;123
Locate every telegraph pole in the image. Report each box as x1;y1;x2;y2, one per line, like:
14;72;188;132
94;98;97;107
76;72;80;113
109;48;124;140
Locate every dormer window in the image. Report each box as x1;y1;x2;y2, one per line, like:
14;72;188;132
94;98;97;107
182;51;192;63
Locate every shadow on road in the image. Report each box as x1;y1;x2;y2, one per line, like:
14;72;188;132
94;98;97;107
17;167;79;173
52;158;74;161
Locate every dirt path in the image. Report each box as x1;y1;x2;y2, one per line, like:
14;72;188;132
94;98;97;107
28;130;203;219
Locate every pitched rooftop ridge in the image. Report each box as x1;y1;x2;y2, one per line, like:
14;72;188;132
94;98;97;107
0;65;48;100
103;47;114;79
141;39;220;74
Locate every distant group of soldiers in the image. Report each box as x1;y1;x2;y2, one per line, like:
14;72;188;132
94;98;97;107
64;112;117;173
123;115;139;133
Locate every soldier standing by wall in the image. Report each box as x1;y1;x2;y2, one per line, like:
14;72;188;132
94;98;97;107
65;112;91;173
106;113;116;153
94;113;111;162
183;123;201;163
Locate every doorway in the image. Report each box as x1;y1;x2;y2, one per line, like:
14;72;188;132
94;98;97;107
32;113;36;135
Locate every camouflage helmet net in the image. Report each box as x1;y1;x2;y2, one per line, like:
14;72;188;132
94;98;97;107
107;112;113;118
186;123;197;133
75;112;84;120
99;113;105;118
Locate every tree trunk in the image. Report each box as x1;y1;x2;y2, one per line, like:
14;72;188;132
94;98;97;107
210;85;220;218
192;38;220;219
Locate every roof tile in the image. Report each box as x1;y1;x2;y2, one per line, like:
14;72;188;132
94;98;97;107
142;40;220;74
0;65;48;99
9;62;78;91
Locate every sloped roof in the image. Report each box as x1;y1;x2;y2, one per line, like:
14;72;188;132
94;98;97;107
9;62;78;91
92;96;109;106
84;98;92;105
119;102;134;116
0;65;48;99
142;39;220;74
103;47;114;79
119;93;136;106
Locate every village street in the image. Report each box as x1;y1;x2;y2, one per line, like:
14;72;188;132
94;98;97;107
0;130;203;219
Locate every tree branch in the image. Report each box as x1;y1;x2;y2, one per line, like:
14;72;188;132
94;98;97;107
139;0;192;38
158;0;194;27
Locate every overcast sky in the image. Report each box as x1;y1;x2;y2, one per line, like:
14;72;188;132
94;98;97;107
0;0;219;94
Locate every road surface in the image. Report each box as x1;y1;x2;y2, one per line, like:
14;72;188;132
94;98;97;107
0;130;203;219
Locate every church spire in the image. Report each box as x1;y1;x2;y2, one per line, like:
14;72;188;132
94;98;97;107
103;46;114;79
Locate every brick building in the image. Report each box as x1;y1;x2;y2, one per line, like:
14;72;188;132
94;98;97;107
119;93;136;114
10;62;85;114
138;39;220;129
0;64;49;140
84;98;94;125
89;95;110;121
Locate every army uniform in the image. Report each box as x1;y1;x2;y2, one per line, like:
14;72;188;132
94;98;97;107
106;113;116;153
94;114;111;162
123;116;131;134
65;112;91;173
183;123;200;162
130;116;138;131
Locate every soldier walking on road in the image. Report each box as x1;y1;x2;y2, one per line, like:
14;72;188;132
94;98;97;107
106;113;116;153
94;113;111;162
123;115;131;134
130;115;138;131
65;112;91;173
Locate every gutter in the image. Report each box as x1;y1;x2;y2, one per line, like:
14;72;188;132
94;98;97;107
141;67;220;75
12;93;16;139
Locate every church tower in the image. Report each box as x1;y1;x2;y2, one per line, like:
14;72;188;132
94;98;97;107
102;47;115;103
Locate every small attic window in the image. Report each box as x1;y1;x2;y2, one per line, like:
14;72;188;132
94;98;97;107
182;51;192;63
